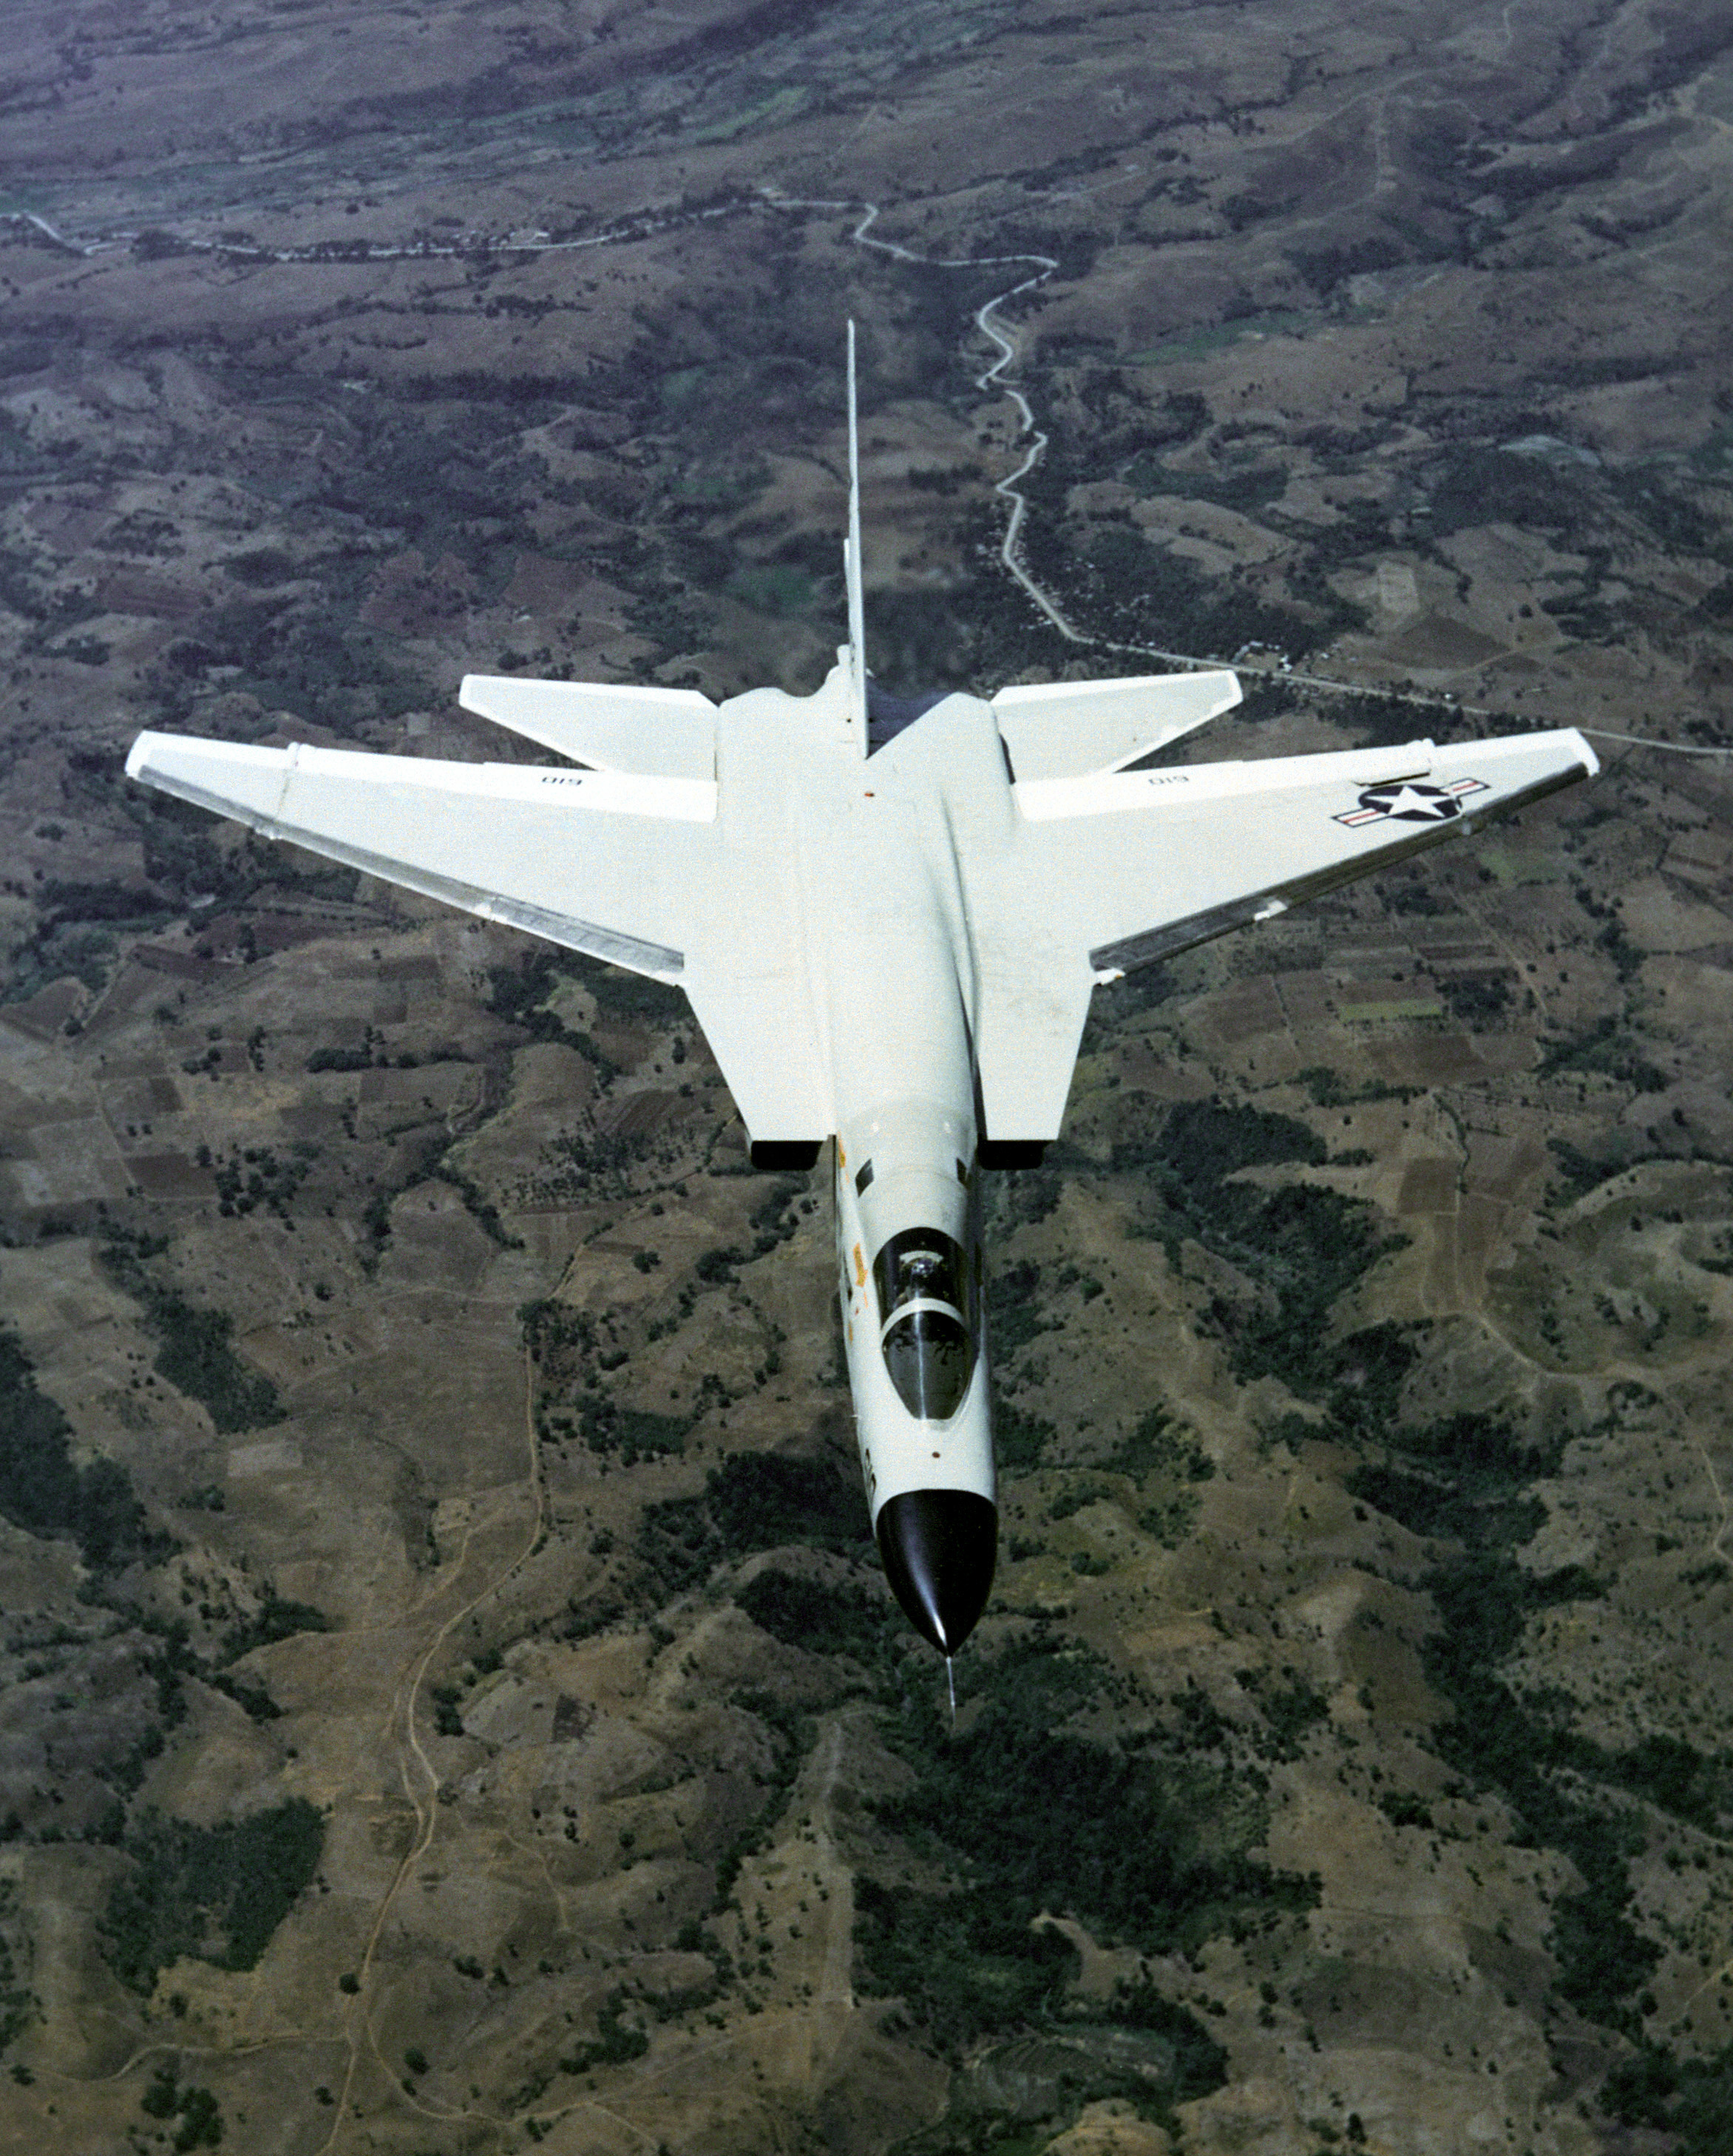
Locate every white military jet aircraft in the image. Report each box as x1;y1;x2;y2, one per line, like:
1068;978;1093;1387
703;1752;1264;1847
127;328;1597;1657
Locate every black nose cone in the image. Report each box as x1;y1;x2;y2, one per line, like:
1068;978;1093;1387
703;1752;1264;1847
876;1490;998;1655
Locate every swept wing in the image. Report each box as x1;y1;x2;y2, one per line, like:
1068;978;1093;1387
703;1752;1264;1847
969;727;1597;1143
126;732;708;977
123;729;830;1143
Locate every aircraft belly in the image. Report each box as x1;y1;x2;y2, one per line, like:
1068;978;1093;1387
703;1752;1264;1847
821;939;971;1128
806;810;974;1130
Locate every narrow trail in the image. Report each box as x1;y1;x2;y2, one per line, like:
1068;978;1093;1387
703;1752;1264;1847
808;1713;858;2013
1;200;743;265
760;194;1733;761
1692;1437;1732;1566
16;180;1725;759
315;1344;547;2155
765;190;1261;672
20;156;1732;2134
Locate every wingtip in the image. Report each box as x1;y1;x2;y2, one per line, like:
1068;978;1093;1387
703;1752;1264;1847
456;671;496;717
123;733;154;782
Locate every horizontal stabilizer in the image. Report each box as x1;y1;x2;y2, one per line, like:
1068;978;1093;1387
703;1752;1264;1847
459;674;716;782
991;668;1241;782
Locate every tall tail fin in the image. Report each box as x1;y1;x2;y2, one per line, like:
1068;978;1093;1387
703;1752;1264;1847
844;320;868;753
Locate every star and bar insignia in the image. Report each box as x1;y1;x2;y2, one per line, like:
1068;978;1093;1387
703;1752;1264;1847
1334;777;1490;827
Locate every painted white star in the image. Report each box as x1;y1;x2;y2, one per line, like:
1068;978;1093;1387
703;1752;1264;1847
1374;784;1456;820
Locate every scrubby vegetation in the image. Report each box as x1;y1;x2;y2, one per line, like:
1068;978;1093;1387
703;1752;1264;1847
24;751;361;1014
149;1296;286;1431
1024;509;1329;661
637;1452;867;1603
1348;1401;1733;2055
987;1255;1048;1366
101;1797;325;1993
0;1327;154;1574
560;1989;650;2075
1119;1099;1405;1400
712;1687;816;1910
1106;1090;1733;2098
3;872;177;1002
1537;1014;1669;1093
1439;972;1512;1026
1234;1664;1330;1762
1603;2041;1733;2154
485;948;617;1070
208;1141;318;1221
1107;1406;1213;1483
98;1230;284;1432
993;1400;1057;1471
858;1638;1315;2061
574;1398;691;1463
737;1568;898;1664
486;943;684;1048
220;1590;332;1665
0;1883;37;2060
139;2062;224;2151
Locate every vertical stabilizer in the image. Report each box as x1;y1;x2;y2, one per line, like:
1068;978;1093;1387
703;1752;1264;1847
844;320;868;753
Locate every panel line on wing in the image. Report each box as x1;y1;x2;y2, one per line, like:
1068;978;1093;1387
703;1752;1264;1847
1087;759;1591;980
135;763;684;979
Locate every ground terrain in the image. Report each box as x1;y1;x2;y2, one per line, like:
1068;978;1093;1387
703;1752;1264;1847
1;2;1732;2151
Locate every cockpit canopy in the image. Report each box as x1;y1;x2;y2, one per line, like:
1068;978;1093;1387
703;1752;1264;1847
873;1227;977;1422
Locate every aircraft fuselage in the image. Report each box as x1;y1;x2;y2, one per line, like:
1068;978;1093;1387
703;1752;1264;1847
123;326;1598;1661
800;679;1006;1652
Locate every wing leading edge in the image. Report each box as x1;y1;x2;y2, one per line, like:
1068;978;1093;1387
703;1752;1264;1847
126;725;832;1145
1026;728;1598;977
126;731;709;978
968;726;1597;1145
